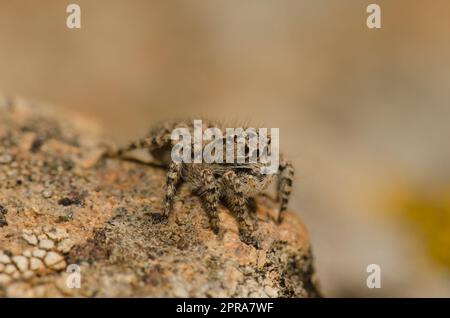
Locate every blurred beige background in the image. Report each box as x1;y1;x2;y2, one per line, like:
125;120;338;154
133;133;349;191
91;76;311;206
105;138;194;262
1;0;449;296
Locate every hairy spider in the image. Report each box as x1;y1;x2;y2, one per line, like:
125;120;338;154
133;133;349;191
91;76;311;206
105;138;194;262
112;120;294;247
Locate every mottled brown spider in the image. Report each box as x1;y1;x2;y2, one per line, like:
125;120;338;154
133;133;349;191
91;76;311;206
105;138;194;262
112;120;294;247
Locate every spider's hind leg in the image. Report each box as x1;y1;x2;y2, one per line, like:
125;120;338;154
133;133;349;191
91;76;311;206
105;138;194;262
116;126;172;157
114;120;190;158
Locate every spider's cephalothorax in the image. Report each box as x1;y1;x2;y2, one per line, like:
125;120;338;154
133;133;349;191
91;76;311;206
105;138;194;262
114;120;294;247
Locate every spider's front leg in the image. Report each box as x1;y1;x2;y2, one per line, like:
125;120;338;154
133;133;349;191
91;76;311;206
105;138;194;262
163;161;182;218
222;171;259;248
276;157;294;224
198;169;221;234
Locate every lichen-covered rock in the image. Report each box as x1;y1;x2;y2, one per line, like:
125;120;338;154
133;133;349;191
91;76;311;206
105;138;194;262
0;96;321;297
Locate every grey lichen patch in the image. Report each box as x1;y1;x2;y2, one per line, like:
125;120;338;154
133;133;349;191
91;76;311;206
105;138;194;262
0;227;74;295
0;96;320;297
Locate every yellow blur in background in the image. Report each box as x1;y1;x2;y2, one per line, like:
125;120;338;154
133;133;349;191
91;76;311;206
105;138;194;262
389;183;450;269
0;1;449;297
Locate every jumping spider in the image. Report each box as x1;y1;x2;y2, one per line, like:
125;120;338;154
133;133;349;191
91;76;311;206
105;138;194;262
112;120;294;247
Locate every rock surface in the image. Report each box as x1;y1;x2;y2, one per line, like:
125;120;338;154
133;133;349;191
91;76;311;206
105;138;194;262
0;96;321;297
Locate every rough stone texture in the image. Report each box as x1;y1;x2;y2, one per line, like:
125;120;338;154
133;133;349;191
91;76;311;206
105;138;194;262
0;96;321;297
